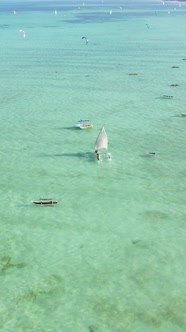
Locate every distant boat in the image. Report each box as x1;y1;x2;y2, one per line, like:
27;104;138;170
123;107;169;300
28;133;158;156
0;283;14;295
181;113;186;117
75;119;93;129
147;152;156;156
95;127;111;160
32;199;58;205
161;95;174;99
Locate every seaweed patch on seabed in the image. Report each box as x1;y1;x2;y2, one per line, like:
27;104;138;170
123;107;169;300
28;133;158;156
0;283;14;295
0;256;26;275
64;10;157;24
92;296;186;330
88;325;98;332
17;274;64;303
140;210;169;222
0;25;9;29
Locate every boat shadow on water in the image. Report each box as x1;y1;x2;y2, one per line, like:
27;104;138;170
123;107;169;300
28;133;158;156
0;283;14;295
39;152;96;161
55;126;78;131
140;152;157;158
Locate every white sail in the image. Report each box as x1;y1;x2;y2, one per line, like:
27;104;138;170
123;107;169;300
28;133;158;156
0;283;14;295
95;127;108;151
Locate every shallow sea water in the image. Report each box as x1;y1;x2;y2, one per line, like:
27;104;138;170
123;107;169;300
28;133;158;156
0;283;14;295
0;0;186;331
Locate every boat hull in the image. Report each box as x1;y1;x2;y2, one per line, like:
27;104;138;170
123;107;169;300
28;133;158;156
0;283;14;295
32;200;58;205
161;95;174;99
75;123;93;129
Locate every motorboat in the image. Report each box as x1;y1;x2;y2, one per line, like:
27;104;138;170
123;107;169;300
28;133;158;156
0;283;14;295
76;123;93;129
32;199;58;205
75;119;93;129
147;152;156;156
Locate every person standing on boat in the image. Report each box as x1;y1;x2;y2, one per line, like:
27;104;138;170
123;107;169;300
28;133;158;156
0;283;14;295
95;150;100;160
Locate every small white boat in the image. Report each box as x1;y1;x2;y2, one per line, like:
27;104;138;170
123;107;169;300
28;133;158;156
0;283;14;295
75;119;93;129
77;123;93;129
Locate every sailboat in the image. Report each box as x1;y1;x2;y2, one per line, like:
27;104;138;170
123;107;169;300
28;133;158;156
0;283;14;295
95;127;111;160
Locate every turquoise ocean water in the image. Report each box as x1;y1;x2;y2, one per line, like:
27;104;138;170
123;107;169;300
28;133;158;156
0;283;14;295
0;0;186;331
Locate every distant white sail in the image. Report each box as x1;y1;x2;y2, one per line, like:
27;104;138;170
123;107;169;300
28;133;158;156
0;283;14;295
95;127;108;151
